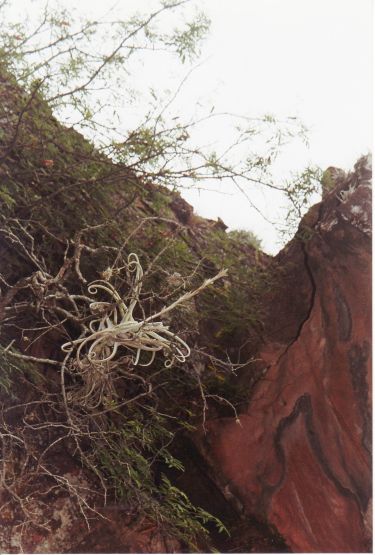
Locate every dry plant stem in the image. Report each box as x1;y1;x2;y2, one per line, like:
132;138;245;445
146;269;228;322
4;348;61;367
60;349;110;503
206;394;241;425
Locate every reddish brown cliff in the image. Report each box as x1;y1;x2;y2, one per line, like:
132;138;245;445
196;155;372;552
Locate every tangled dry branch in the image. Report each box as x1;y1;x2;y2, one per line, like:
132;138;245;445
0;216;238;549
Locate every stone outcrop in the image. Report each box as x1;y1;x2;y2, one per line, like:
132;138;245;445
195;155;372;552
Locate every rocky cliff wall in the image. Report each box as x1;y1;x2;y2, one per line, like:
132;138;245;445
195;155;372;552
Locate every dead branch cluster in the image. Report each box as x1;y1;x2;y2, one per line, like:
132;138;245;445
0;214;250;547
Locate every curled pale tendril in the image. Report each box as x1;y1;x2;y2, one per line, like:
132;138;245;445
61;253;225;370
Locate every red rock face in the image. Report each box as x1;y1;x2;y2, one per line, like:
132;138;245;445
197;156;372;552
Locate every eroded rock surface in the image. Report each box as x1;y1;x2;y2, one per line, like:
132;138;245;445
196;155;372;552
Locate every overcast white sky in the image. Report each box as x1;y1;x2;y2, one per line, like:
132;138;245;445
182;0;373;252
9;0;373;253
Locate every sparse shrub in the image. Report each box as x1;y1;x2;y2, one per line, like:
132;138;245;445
227;229;263;250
